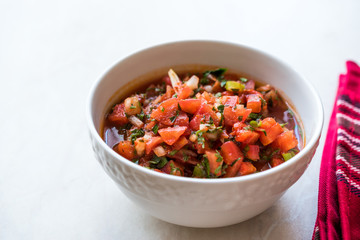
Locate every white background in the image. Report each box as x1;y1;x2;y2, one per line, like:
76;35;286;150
1;0;360;239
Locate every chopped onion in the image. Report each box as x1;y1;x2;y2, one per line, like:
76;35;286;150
203;85;213;93
168;69;181;91
189;134;197;142
205;131;219;141
143;133;152;141
153;146;166;157
185;75;199;90
135;139;146;156
129;115;144;128
199;124;209;131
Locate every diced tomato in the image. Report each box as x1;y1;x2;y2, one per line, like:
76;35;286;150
172;136;189;150
271;130;298;152
189;103;219;130
194;140;211;154
236;105;252;121
270;157;284;167
205;150;223;177
158;126;187;145
161;160;184;176
220;141;243;165
178;85;193;99
258;117;284;145
107;103;129;125
234;130;260;145
117;141;135;160
223;105;251;127
179;99;201;114
223;157;242;178
233;122;247;131
221;91;234;96
145;136;163;154
144;121;156;131
197;103;220;125
246;145;260;160
167;150;198;165
246;94;262;113
223;107;239;126
189;115;202;131
220;96;239;107
173;112;189;126
150;98;179;126
200;92;216;104
239;162;257;176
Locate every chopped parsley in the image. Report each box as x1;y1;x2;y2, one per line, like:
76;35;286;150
136;111;145;121
217;104;225;113
201;68;227;84
129;129;145;144
169;150;178;156
195;130;206;148
170;110;180;123
152;124;159;134
240;77;248;83
231;157;242;167
215;151;223;162
214;165;222;175
149;156;168;169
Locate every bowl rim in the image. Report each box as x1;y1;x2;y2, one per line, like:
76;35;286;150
86;39;324;184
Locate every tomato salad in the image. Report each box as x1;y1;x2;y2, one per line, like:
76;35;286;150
103;68;302;178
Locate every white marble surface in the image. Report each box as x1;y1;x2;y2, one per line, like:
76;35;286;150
1;0;360;239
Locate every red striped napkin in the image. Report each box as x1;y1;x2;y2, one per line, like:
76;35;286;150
313;61;360;240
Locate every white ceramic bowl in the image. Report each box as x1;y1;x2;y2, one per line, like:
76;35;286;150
86;40;323;228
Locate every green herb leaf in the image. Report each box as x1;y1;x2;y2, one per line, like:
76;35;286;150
215;151;223;162
217;104;225;113
170;110;180;123
214;92;222;97
231;157;241;167
203;155;210;177
152;124;159;135
214;165;222;175
161;106;165;112
195;130;206;148
129;129;145;144
169;150;178;156
240;77;248;83
248;113;260;120
280;122;288;128
136;111;145;121
201;68;227;85
205;68;227;78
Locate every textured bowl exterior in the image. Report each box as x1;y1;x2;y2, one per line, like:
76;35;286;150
87;40;323;227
